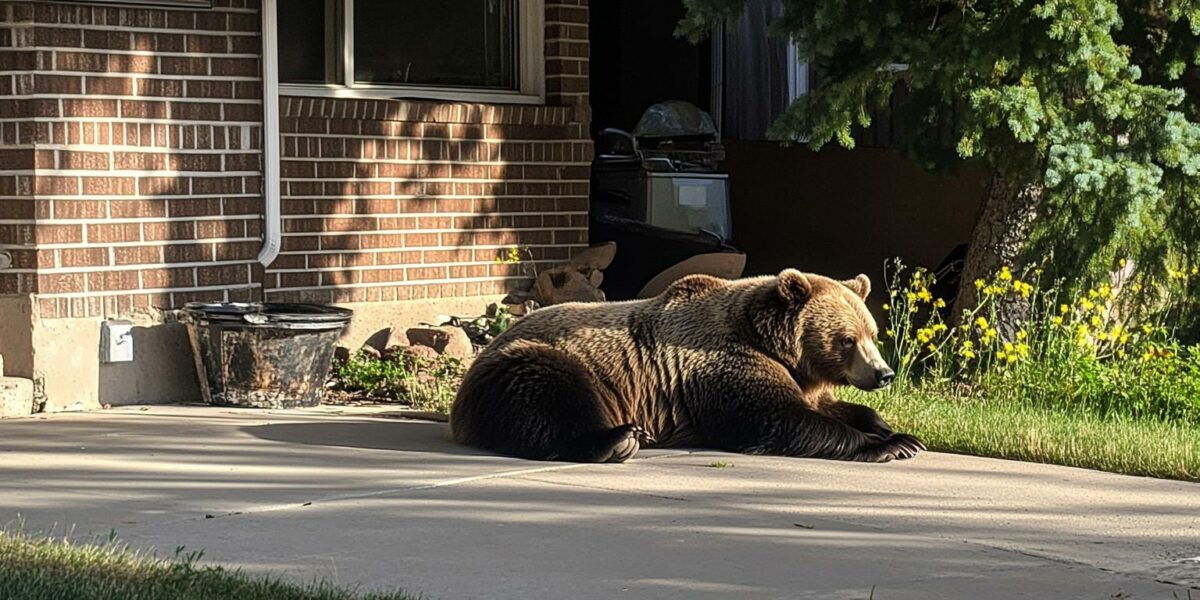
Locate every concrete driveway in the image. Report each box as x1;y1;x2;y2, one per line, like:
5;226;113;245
1;405;1197;599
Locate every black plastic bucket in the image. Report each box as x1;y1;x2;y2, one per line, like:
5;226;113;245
183;302;353;409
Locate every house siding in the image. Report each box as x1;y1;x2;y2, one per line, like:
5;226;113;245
0;0;591;410
0;0;263;320
269;98;592;304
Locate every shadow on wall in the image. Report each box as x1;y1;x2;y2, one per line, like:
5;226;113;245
724;142;986;293
98;323;200;407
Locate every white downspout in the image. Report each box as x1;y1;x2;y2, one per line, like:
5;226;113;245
257;0;282;267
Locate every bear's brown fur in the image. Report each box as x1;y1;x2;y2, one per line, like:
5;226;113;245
450;269;925;463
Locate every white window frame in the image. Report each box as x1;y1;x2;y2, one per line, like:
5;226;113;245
279;0;545;105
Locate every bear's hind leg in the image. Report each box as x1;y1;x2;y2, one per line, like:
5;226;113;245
555;423;642;463
452;342;640;463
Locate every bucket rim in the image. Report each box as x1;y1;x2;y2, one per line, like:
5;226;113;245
182;302;353;327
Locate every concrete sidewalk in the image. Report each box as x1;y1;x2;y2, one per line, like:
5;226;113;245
1;405;1197;599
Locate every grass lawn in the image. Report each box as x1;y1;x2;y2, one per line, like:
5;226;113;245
0;530;416;600
852;387;1200;482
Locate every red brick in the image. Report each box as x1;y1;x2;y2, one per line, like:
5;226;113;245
56;52;106;72
161;56;208;76
52;199;106;219
82;30;130;51
34;176;79;196
196;219;244;239
38;273;85;294
121;100;168;119
143;221;194;241
36;74;83;94
210;57;257;76
139;177;189;196
87;270;139;292
108;199;166;218
138;78;184;97
59;247;108;268
185;34;228;53
142;267;195;289
62;99;118;118
114;152;165;170
163;243;210;263
81;177;135;196
197;264;248;286
113;246;161;266
59;151;109;170
170;101;220;121
107;54;156;74
88;222;141;243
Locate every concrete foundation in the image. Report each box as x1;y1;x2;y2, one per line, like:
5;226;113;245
4;294;501;413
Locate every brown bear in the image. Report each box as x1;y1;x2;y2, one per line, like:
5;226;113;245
450;269;924;463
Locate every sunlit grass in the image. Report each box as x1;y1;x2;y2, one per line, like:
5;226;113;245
851;387;1200;481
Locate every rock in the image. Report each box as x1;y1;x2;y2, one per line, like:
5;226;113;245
0;376;34;419
359;345;382;359
406;326;474;358
569;242;617;271
333;346;351;364
532;266;605;306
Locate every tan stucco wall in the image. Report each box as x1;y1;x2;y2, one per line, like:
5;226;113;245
0;296;34;380
20;294;500;412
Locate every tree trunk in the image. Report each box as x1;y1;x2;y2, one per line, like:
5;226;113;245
952;173;1041;325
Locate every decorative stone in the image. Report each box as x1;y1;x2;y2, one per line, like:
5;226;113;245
532;266;606;306
568;241;617;271
406;326;474;358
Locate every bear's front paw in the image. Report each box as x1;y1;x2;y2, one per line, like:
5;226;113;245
859;412;894;439
857;433;925;462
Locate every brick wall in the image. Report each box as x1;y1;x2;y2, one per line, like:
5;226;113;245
1;0;590;317
266;0;592;304
0;0;263;319
268;100;592;304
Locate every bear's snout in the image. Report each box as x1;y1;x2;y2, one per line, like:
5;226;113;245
874;366;895;389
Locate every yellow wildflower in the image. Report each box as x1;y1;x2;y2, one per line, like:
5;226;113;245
882;303;890;311
999;266;1012;281
933;298;947;308
1060;304;1070;314
974;279;986;290
1052;316;1064;325
1016;330;1027;340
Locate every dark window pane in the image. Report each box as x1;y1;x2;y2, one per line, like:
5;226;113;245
279;0;333;83
354;0;517;89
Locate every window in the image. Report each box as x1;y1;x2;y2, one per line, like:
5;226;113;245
276;0;544;103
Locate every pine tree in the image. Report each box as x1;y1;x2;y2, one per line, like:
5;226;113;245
679;0;1200;322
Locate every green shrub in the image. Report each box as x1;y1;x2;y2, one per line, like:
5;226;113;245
333;349;465;414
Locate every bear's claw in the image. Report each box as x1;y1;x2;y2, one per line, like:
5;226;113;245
859;433;925;462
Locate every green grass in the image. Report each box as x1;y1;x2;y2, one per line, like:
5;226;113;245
851;387;1200;481
0;530;416;600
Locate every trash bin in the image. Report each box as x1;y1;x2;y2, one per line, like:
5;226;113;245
183;302;353;409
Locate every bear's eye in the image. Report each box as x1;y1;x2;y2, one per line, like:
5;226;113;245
840;336;856;349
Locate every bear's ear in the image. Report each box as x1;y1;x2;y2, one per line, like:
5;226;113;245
777;269;812;304
842;274;871;300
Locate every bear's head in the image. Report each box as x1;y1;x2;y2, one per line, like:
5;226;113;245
755;269;895;391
